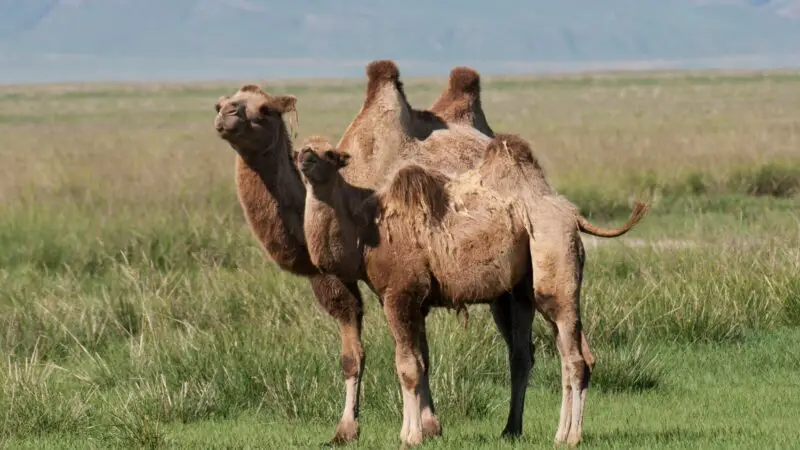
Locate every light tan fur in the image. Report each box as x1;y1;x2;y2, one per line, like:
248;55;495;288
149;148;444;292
298;134;646;447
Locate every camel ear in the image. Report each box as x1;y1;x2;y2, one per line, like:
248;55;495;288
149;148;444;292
275;95;297;114
325;150;351;169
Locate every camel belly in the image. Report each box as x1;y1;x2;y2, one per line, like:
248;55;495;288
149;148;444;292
429;231;529;304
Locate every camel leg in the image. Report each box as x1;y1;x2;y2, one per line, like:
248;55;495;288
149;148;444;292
551;323;572;444
383;292;425;446
507;282;536;438
418;322;442;438
490;292;514;350
530;236;591;447
309;274;365;445
491;287;535;438
552;318;590;447
550;318;594;445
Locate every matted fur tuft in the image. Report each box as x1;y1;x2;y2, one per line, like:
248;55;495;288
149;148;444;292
484;133;542;169
382;164;451;224
448;67;481;95
366;60;401;82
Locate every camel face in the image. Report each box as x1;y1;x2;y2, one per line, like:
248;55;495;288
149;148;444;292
297;137;350;188
213;85;297;155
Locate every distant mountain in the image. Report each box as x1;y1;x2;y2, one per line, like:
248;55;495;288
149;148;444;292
2;0;800;83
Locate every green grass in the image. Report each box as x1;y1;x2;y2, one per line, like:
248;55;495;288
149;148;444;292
1;69;799;448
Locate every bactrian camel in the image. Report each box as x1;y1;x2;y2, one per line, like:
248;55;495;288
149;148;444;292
297;132;647;447
332;60;648;444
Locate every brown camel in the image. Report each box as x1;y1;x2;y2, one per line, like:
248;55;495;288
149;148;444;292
297;134;647;447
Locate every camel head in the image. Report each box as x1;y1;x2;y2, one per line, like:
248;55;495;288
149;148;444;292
296;136;351;192
213;84;297;155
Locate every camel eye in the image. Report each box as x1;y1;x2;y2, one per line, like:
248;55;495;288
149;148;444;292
258;104;275;118
324;150;337;161
214;102;222;112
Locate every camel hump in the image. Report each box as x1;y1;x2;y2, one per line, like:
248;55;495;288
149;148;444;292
384;164;450;223
484;133;541;168
448;67;481;95
366;60;401;83
239;84;266;95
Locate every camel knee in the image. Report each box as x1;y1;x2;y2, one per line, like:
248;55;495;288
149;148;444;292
311;276;363;320
396;351;421;391
510;342;534;372
341;350;364;379
565;354;589;389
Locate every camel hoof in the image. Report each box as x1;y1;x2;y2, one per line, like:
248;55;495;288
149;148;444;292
401;429;424;447
325;420;359;446
422;415;442;438
501;427;522;440
566;434;582;447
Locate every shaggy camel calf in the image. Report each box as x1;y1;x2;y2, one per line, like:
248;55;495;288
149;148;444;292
297;135;647;446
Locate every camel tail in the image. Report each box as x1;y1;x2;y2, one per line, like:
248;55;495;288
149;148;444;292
577;201;648;238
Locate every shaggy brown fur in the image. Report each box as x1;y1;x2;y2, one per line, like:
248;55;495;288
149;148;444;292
297;134;645;447
213;85;365;445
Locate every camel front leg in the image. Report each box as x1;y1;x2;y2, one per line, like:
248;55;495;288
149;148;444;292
309;274;365;445
505;283;535;438
492;288;535;438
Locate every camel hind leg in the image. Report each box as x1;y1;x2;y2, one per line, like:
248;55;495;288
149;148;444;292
529;234;591;447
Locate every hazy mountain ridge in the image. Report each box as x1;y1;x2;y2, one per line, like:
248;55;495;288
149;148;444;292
2;0;800;82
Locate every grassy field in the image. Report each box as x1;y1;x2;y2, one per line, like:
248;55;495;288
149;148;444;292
1;70;799;449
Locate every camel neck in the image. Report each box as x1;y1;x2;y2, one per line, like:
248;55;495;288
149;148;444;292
234;133;315;276
303;178;375;281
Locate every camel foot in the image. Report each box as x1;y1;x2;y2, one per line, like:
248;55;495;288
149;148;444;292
554;429;569;446
401;429;423;447
566;432;582;447
500;426;522;440
326;420;359;446
422;414;442;439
